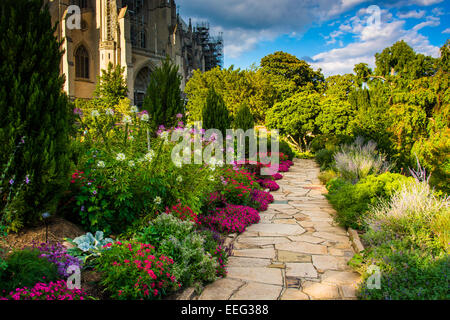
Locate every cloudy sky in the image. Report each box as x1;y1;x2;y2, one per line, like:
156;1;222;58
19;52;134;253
176;0;450;76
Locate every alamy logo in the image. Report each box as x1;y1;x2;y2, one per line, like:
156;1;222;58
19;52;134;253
66;5;81;30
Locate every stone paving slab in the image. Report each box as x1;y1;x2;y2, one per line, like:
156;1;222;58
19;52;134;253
198;159;361;300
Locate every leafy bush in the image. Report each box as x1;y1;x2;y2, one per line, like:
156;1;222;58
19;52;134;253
365;180;449;253
353;179;450;300
0;280;89;300
97;241;180;300
233;102;255;131
143;57;184;132
0;0;72;231
137;214;221;287
0;249;59;293
318;169;338;185
334;137;391;183
326;173;414;230
356;245;449;300
315;148;335;170
202;87;231;136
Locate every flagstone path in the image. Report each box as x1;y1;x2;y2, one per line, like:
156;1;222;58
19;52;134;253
198;158;361;300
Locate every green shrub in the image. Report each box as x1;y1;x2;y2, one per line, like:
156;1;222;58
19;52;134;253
202;87;231;136
0;0;72;231
0;249;59;293
96;240;180;300
318;169;338;185
315;148;335;170
233;102;254;131
143;56;184;132
137;214;220;287
326;173;414;230
356;243;450;300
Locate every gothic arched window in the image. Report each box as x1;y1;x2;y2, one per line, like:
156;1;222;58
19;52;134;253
75;45;90;79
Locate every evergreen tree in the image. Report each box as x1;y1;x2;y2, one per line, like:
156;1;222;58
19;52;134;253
143;57;184;132
202;87;231;135
233;102;254;131
93;62;128;107
0;0;72;231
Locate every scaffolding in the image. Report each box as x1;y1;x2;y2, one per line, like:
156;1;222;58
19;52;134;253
194;22;223;70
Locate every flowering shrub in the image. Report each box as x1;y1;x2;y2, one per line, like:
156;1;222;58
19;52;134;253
138;214;221;287
257;179;280;191
272;173;283;180
96;241;180;300
164;202;198;223
250;189;274;211
33;242;83;278
0;280;89;300
199;204;260;234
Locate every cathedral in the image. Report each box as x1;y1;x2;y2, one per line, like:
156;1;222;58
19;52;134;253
47;0;223;106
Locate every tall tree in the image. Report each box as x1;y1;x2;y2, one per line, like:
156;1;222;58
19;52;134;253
202;87;231;136
143;57;184;132
260;51;325;99
93;62;128;107
0;0;72;231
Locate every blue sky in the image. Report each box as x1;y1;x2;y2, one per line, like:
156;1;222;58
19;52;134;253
177;0;450;76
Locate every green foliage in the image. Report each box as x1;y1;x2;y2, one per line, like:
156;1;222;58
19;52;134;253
143;57;184;132
65;231;113;265
318;169;338;185
355;180;449;300
202;87;231;135
96;240;180;300
0;249;59;293
185;66;276;123
233;102;255;131
260;51;324;99
326;173;414;230
315;148;335;170
266;90;321;150
137;214;220;287
0;0;72;231
93;62;128;107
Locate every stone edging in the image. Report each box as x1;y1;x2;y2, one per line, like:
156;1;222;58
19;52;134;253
347;228;364;254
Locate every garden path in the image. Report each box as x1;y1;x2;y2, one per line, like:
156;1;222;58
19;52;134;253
198;158;361;300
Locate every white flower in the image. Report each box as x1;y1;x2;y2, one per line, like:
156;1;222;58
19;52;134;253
154;196;162;205
173;159;182;168
105;108;114;116
144;151;155;162
97;161;105;168
176;175;183;183
128;160;135;167
116;153;126;161
91;110;100;117
123;115;132;124
140;113;149;122
159;131;169;141
129;135;134;140
209;175;215;181
216;160;224;167
130;106;139;113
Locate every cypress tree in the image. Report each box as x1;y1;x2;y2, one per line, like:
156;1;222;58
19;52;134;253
0;0;72;231
233;102;255;131
93;62;128;107
202;87;231;136
143;56;184;132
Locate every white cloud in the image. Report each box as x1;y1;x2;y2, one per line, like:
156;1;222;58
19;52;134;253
443;28;450;34
177;0;369;59
311;10;441;76
397;10;426;19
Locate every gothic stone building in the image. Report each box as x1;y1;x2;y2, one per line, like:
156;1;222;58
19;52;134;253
47;0;222;106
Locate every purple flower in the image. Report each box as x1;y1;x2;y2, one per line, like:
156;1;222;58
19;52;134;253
24;175;30;184
9;179;14;185
92;190;97;195
176;113;183;119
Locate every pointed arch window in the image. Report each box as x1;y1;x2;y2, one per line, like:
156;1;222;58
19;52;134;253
75;45;90;79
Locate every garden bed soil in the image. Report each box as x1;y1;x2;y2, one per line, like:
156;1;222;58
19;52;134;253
0;217;85;252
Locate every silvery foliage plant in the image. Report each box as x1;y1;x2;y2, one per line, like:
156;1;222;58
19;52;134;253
66;231;114;264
